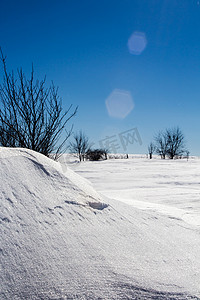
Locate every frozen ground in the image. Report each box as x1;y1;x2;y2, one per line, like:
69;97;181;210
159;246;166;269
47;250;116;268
1;149;200;299
69;156;200;227
68;155;200;298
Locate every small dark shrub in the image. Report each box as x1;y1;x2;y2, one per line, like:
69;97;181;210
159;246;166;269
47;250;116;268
86;149;107;161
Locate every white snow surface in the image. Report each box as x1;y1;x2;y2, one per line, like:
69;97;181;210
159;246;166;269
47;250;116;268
1;149;200;299
70;156;200;227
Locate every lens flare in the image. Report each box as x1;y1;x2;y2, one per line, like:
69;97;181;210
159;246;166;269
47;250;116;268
105;89;134;119
128;31;147;55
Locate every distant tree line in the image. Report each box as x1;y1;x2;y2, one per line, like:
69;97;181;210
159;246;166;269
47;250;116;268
148;127;189;159
70;127;190;163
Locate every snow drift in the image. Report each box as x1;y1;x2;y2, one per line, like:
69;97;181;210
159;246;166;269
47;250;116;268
0;148;200;299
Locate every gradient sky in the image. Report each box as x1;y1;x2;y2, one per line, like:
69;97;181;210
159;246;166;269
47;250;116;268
1;0;200;155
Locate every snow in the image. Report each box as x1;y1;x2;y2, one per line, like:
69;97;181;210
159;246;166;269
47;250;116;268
70;157;200;227
1;149;200;299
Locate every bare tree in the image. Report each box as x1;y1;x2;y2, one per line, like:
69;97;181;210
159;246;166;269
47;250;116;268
0;49;77;160
165;127;186;159
69;131;90;162
154;131;168;159
154;127;187;159
185;150;190;161
148;142;155;159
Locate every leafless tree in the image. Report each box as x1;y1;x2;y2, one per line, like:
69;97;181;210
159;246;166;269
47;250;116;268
154;127;187;159
148;142;155;159
0;49;77;160
185;150;190;161
69;131;90;162
165;127;186;159
154;131;169;159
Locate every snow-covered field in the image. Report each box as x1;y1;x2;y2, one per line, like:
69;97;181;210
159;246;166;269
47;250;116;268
1;149;200;299
69;156;200;227
67;155;200;298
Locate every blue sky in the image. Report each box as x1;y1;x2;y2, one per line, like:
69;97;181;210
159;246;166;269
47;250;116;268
1;0;200;155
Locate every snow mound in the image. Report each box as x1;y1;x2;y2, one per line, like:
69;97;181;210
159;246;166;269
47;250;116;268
0;148;109;298
0;147;106;211
0;148;200;299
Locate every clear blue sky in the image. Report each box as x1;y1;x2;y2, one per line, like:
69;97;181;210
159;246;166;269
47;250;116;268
1;0;200;155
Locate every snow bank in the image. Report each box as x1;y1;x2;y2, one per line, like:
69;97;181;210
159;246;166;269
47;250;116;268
0;148;200;299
